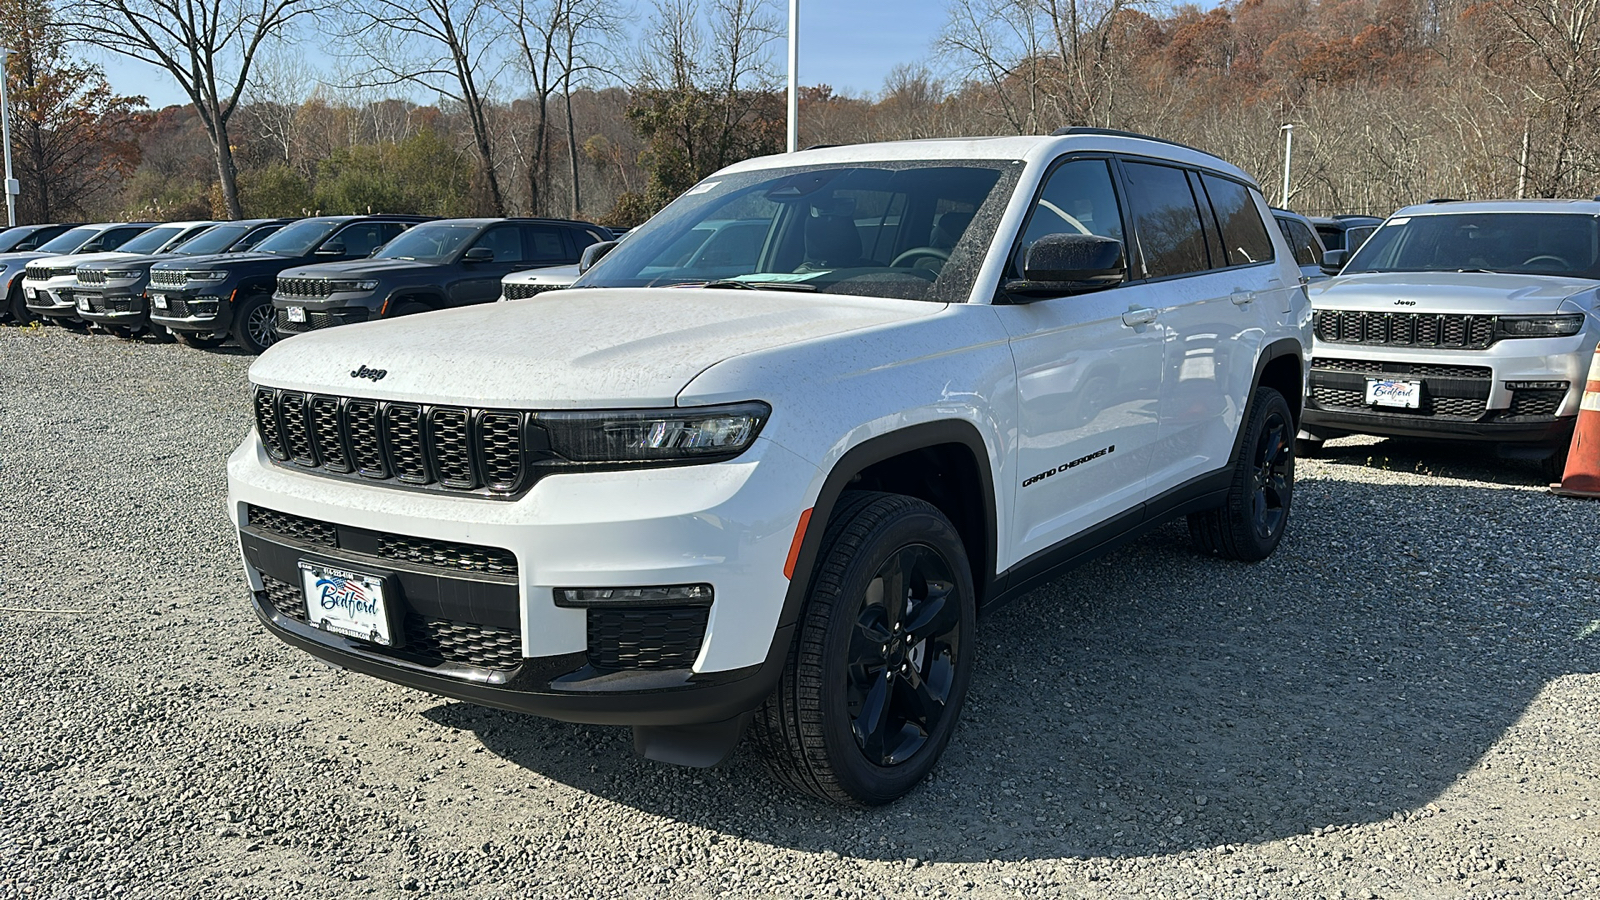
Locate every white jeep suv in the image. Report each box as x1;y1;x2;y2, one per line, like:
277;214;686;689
229;130;1311;804
1303;200;1600;473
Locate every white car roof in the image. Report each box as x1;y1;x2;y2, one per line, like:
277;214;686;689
714;132;1261;190
1393;199;1600;217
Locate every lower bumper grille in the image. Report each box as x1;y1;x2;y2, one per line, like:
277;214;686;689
260;573;522;669
587;607;709;670
275;307;366;334
244;505;517;577
1310;357;1492;421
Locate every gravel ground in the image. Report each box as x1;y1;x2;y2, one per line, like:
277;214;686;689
3;322;1599;900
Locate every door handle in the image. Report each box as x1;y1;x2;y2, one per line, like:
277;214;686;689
1230;290;1255;306
1121;307;1158;327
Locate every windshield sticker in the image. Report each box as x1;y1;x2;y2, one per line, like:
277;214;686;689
684;181;719;196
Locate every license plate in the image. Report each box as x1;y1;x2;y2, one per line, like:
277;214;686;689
286;306;307;323
76;295;89;311
151;294;168;310
23;286;34;299
298;561;395;646
1366;378;1421;409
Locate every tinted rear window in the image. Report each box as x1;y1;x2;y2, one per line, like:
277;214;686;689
1201;175;1274;266
1123;162;1209;278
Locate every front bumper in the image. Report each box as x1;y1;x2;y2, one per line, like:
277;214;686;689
227;433;820;726
149;288;230;334
271;293;375;335
1303;334;1592;447
23;280;79;318
74;286;148;325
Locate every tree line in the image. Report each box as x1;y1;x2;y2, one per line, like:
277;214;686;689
7;0;1598;228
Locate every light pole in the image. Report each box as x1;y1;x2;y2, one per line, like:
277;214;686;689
0;47;15;226
786;0;798;153
1279;123;1294;209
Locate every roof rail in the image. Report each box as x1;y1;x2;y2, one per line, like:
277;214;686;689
1424;198;1462;204
1050;126;1213;157
1331;213;1380;220
802;143;841;151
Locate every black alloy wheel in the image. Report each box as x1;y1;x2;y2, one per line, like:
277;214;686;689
233;293;279;354
845;544;963;768
753;492;976;805
1189;386;1296;561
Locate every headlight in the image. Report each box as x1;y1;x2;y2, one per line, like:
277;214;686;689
540;401;770;463
329;280;378;292
186;270;228;282
1497;314;1585;338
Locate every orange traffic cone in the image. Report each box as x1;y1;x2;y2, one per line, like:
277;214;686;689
1551;346;1600;498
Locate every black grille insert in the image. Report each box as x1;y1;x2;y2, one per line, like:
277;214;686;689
503;282;565;300
1315;310;1498;350
587;606;710;670
244;504;518;578
253;388;529;497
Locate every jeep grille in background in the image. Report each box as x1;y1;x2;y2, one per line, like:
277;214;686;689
253;386;528;497
278;277;334;298
149;270;187;287
503;282;566;300
1314;310;1497;350
77;269;108;286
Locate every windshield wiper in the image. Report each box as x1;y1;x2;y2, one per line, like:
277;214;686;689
700;279;816;292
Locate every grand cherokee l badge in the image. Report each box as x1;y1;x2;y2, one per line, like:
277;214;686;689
351;365;388;381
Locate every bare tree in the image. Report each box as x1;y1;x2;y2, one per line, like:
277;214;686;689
338;0;508;214
73;0;318;217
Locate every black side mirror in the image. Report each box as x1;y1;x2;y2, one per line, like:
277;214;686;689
316;240;347;256
579;240;618;274
1320;249;1348;275
1004;233;1125;301
462;246;495;263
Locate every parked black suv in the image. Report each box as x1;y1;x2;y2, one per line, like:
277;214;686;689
150;215;430;353
1310;214;1382;254
271;217;610;337
76;218;292;340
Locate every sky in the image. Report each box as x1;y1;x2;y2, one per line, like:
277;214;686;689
95;0;950;111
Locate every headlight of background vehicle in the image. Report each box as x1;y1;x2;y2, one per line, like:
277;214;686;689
101;269;140;279
185;270;228;282
540;401;770;463
329;280;379;292
1497;314;1585;338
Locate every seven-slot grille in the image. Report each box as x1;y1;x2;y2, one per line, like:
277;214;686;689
76;269;108;286
503;282;566;300
26;264;76;280
254;386;528;496
1314;310;1497;350
149;269;187;287
278;277;334;298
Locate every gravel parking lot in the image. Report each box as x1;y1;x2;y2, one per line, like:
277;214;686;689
3;323;1599;900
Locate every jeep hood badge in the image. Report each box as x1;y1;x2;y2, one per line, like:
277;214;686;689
351;365;388;381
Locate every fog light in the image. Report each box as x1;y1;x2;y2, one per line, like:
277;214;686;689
1506;380;1570;390
554;584;713;608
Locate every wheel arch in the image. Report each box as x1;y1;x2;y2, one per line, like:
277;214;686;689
384;290;445;316
778;420;1000;631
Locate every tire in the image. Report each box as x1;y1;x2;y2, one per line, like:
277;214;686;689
751;491;977;806
1188;386;1295;561
232;293;279;354
1541;441;1571;484
174;331;228;349
5;282;32;324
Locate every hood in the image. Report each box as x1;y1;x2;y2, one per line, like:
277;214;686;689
251;288;944;408
276;258;430;280
0;251;59;270
1311;271;1597;315
25;250;144;274
152;251;281;271
78;253;172;272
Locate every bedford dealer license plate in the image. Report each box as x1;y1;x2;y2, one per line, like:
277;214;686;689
151;293;168;310
1366;377;1421;409
286;306;307;323
298;561;394;646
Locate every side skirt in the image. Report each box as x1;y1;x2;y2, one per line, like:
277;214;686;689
984;467;1231;611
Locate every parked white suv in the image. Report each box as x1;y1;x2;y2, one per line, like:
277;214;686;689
1302;200;1600;474
229;130;1311;804
498;263;579;301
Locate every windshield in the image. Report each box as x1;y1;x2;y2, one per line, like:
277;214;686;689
574;160;1024;302
117;225;193;255
173;222;253;255
253;218;342;256
375;222;478;262
38;227;101;253
1346;212;1600;279
0;226;41;252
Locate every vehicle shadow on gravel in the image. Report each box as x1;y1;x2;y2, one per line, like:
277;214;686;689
1314;435;1556;486
437;479;1600;863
